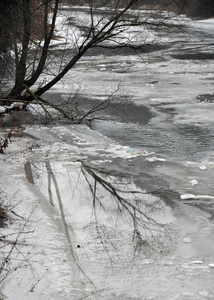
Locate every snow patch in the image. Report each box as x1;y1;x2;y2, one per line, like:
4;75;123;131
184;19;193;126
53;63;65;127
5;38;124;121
181;194;214;200
146;156;166;162
189;179;198;186
183;237;192;243
189;261;203;265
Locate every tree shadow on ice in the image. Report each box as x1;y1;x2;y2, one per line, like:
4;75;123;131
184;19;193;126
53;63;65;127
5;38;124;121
81;163;175;258
29;160;176;262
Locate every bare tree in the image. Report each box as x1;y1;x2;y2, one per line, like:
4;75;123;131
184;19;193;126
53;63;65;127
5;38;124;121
0;0;175;116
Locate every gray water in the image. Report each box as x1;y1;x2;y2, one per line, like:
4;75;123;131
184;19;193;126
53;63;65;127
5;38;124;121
56;6;214;163
92;115;214;162
43;5;214;204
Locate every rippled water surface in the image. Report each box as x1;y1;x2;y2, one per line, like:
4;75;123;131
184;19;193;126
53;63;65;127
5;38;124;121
50;6;214;163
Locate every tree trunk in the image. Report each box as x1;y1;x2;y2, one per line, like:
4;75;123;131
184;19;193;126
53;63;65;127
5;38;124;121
24;0;60;88
8;0;31;99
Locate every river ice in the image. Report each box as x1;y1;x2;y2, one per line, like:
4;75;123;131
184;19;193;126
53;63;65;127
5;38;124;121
1;5;214;300
1;122;214;300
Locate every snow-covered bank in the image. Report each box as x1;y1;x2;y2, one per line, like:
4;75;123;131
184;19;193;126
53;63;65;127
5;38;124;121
0;133;88;299
0;124;214;300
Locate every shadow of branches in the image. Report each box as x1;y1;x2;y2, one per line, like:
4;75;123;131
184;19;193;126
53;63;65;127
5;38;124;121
81;163;176;257
30;160;176;262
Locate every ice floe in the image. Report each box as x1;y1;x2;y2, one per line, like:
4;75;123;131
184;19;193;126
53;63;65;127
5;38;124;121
181;194;214;200
189;179;198;186
199;165;207;170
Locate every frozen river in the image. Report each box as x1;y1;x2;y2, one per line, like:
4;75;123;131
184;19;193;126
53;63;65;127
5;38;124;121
44;6;214;201
2;6;214;300
38;6;214;299
48;6;214;162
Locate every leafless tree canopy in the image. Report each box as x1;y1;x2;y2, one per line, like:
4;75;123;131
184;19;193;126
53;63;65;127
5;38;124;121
0;0;213;118
0;1;171;107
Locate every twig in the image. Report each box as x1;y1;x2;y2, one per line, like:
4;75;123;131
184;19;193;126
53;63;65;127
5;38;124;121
23;84;72;119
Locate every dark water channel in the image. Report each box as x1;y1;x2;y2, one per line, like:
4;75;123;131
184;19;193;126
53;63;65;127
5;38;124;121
91;108;214;162
56;6;214;164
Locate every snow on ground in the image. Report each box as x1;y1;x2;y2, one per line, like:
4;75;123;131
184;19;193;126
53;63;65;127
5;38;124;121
0;135;88;299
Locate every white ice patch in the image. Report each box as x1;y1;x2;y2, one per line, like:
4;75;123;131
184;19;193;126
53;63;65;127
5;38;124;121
91;159;112;165
189;179;198;186
183;237;192;243
181;194;214;200
0;106;6;113
189;261;203;265
62;161;82;168
146;156;166;162
125;148;154;158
